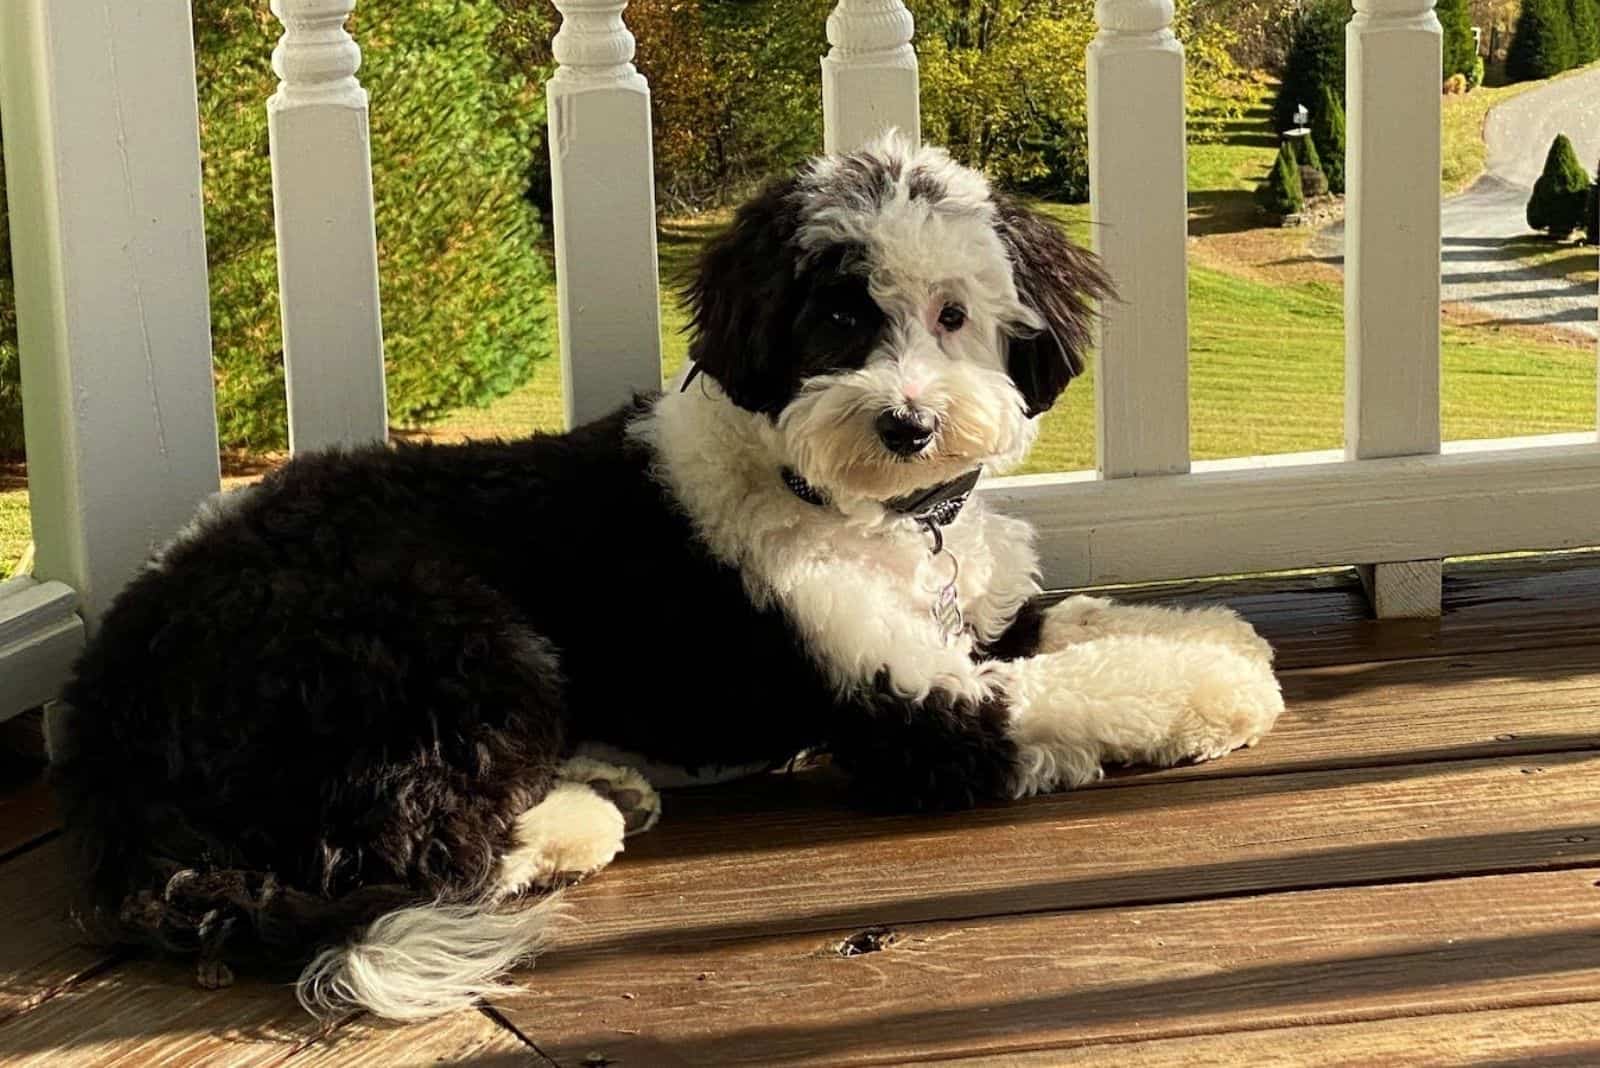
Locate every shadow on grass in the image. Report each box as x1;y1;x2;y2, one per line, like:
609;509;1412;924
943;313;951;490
1187;189;1266;237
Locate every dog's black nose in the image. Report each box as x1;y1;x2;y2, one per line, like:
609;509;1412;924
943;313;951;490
875;408;936;456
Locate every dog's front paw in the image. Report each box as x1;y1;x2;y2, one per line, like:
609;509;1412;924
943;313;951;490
1003;635;1283;796
1129;643;1283;768
1039;596;1275;669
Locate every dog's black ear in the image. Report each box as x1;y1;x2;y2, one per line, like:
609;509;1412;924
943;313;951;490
992;195;1114;418
682;175;804;415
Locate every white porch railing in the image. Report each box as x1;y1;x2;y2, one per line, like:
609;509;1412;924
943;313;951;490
2;0;1598;720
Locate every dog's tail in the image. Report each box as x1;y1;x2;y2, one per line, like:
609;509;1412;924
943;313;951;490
295;896;562;1021
49;706;559;1023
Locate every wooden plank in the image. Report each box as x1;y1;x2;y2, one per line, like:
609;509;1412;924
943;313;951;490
1089;0;1190;479
0;0;222;626
822;1;921;154
495;868;1600;1067
0;962;539;1068
1102;555;1600;670
1130;641;1600;785
982;439;1600;591
282;1008;542;1067
1358;559;1442;620
0;710;58;875
542;752;1600;954
0;966;314;1067
0;776;55;861
0;839;113;1025
919;1002;1600;1066
268;0;388;454
547;0;664;429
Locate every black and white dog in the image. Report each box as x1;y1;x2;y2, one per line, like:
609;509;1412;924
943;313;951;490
50;136;1282;1022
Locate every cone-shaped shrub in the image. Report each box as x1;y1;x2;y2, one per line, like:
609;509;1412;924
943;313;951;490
1257;141;1307;217
1509;0;1580;81
1527;134;1592;238
1311;84;1347;195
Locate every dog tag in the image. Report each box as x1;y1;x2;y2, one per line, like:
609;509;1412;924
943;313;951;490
928;542;966;645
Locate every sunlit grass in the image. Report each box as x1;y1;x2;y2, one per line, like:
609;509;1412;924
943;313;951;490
5;72;1595;579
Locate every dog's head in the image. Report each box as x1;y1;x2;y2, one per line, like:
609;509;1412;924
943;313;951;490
683;134;1112;502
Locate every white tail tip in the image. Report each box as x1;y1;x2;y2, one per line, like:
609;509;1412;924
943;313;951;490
296;895;563;1022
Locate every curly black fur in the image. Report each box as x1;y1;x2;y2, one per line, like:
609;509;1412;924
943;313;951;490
57;402;1037;973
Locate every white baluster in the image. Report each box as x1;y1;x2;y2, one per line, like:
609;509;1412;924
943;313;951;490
548;0;663;429
1088;0;1190;479
1346;0;1443;618
823;0;920;153
0;0;220;628
268;0;387;454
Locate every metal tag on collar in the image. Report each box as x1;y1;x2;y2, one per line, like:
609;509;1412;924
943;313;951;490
925;520;966;645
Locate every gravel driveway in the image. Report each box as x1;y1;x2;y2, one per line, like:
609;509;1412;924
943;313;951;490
1317;67;1600;338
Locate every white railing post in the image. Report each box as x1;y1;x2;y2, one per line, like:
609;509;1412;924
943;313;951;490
548;0;663;429
823;0;920;152
269;0;387;454
0;0;221;627
1088;0;1191;479
1346;0;1444;618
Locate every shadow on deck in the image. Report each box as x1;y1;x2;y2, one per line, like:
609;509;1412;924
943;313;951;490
2;554;1599;1065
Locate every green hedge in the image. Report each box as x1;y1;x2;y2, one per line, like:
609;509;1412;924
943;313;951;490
0;0;553;455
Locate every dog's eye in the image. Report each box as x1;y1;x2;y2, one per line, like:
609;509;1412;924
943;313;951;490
830;309;858;329
937;304;967;332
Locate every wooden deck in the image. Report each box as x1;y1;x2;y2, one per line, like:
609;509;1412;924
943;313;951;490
2;556;1599;1066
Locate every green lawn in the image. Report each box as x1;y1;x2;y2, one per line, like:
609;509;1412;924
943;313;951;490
425;203;1595;475
4;74;1596;580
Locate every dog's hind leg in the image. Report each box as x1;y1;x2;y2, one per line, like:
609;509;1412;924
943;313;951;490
557;756;661;836
493;756;660;898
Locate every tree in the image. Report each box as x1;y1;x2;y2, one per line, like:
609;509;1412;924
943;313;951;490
1438;0;1478;80
189;1;557;449
1311;83;1347;194
1526;133;1592;237
912;0;1241;201
1569;0;1600;64
1508;0;1580;81
1257;140;1307;217
1275;0;1350;132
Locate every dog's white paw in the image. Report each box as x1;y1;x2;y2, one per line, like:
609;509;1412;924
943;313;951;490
1039;596;1276;669
557;755;661;836
1003;635;1283;796
496;781;626;896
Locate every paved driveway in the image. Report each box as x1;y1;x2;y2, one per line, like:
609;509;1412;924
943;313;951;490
1318;67;1600;338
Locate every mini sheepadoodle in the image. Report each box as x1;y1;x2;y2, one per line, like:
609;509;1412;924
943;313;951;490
50;135;1283;1022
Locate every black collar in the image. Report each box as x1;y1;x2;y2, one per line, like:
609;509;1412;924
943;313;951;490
780;466;983;541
